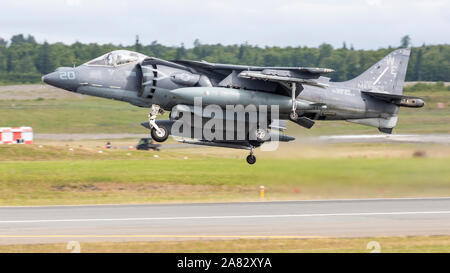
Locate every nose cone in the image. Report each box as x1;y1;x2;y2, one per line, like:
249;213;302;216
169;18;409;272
42;69;78;91
42;72;60;87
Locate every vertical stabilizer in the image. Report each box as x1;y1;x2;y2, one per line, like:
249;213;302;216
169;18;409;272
347;48;410;95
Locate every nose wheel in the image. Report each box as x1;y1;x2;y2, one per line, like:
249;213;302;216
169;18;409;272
151;126;169;142
246;147;256;165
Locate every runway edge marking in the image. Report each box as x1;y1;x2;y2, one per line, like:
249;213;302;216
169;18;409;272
2;210;450;223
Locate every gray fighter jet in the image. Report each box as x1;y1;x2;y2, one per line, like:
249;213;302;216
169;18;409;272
42;48;424;164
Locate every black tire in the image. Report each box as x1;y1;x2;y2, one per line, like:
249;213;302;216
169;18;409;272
246;155;256;165
289;112;298;121
151;126;169;142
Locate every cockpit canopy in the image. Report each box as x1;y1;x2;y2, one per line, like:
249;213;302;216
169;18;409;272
85;50;147;67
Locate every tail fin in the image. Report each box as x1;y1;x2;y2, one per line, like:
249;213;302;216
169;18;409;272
345;48;411;134
347;48;410;95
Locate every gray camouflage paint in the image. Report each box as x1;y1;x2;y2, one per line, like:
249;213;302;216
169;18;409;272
43;48;423;141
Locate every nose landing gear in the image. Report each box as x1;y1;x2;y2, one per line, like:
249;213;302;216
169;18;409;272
151;126;169;142
148;104;169;142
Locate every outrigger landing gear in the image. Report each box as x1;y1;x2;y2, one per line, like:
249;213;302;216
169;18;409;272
148;104;169;142
246;147;256;165
289;82;298;121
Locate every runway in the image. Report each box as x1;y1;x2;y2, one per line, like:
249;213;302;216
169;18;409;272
316;134;450;144
0;197;449;244
34;133;450;145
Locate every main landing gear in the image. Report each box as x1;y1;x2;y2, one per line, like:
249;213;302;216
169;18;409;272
148;104;169;142
246;147;256;165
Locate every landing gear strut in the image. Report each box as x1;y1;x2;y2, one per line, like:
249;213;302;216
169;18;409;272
148;104;169;142
246;147;256;165
289;82;298;121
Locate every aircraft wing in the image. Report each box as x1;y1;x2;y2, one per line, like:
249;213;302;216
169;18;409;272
171;60;329;73
172;60;333;89
238;70;329;88
173;60;333;74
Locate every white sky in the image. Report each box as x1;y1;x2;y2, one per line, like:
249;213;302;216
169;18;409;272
1;0;449;49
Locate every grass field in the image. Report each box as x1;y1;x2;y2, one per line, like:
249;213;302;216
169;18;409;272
0;85;448;135
1;143;449;205
0;84;448;206
1;236;449;253
0;84;448;252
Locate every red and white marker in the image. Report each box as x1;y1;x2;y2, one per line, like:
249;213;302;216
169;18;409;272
0;127;33;144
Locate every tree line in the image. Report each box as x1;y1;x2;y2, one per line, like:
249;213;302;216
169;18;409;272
0;34;448;84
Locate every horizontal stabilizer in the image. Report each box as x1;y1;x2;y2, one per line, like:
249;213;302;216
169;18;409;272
362;91;424;108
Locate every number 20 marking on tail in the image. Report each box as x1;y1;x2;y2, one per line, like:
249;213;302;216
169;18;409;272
59;71;76;80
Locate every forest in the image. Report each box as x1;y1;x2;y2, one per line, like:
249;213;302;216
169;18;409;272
0;34;448;84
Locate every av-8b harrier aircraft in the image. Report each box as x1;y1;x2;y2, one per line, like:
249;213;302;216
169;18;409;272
43;48;424;164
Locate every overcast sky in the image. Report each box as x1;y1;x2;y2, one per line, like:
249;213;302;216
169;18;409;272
1;0;449;49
